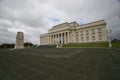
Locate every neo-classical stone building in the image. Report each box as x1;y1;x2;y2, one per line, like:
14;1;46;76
40;20;107;45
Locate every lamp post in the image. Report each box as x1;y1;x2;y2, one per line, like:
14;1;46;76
106;14;120;47
108;29;112;47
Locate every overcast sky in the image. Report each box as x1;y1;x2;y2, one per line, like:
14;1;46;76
0;0;120;45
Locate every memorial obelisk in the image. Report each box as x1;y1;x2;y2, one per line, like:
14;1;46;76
15;32;24;49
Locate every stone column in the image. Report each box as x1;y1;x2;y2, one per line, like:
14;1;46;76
49;35;50;45
64;32;66;44
51;35;52;45
54;34;56;45
50;35;52;45
55;34;57;45
68;32;69;43
52;35;53;45
58;33;59;44
51;35;53;45
62;33;63;44
53;34;54;45
61;33;63;44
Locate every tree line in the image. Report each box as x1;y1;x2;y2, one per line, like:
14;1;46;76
0;42;35;49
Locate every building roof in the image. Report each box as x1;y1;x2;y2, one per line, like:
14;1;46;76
49;21;79;30
53;22;68;28
77;20;106;29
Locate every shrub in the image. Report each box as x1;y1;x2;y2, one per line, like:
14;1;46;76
63;42;109;47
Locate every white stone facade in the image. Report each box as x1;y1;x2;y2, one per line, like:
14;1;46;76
40;33;49;45
40;20;107;45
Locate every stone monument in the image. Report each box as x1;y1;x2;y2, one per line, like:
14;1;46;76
15;32;24;49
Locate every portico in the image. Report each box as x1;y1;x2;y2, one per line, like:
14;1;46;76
49;31;70;45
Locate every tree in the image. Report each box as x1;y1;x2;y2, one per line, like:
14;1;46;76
24;42;34;48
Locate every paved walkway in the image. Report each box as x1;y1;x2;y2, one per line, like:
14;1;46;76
0;48;120;80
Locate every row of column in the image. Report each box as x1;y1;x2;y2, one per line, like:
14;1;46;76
49;32;70;45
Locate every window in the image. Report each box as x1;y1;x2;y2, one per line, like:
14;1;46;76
81;31;84;36
86;30;89;35
91;29;95;35
98;28;102;33
76;38;79;42
86;36;89;41
99;35;102;40
92;36;95;41
76;32;79;37
81;37;84;41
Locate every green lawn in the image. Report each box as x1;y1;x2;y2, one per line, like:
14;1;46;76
0;48;120;80
112;42;120;48
63;42;120;48
63;42;109;47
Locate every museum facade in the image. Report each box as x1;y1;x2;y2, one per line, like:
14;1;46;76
40;20;107;45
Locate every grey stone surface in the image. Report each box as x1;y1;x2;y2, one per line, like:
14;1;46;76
15;32;24;49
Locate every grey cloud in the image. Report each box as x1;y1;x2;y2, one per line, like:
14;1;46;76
0;0;48;27
0;0;50;44
0;0;120;44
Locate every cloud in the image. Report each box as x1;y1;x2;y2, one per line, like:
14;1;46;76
77;18;86;25
0;0;120;45
46;17;60;23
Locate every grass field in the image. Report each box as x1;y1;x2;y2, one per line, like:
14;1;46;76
112;42;120;48
63;42;120;48
0;48;120;80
